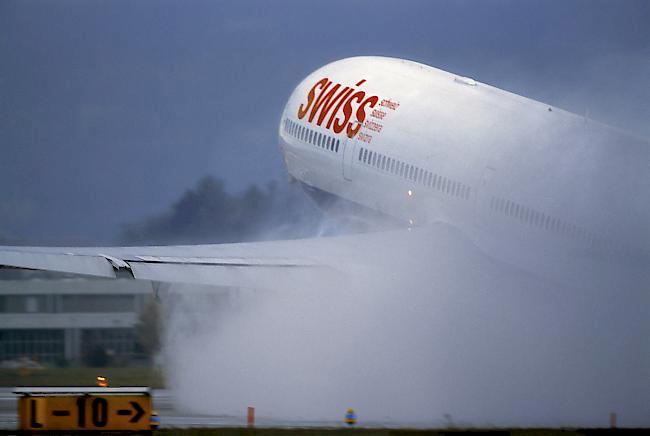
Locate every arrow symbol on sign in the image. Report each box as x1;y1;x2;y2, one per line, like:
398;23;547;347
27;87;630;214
116;401;145;423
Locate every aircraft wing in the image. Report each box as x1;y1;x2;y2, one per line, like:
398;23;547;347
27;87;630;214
0;229;422;289
0;240;334;289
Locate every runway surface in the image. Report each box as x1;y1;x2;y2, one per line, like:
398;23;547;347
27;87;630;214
0;387;349;429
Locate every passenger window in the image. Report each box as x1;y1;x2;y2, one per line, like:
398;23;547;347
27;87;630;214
335;139;340;152
381;156;387;170
358;148;363;161
363;148;368;163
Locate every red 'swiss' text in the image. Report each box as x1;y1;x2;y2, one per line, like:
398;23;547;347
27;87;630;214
297;78;381;139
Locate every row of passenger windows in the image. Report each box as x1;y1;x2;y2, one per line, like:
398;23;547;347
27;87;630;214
357;146;471;200
490;196;601;245
284;118;340;153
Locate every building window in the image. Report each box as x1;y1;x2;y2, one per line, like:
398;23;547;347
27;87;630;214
0;329;64;362
61;295;135;313
81;329;141;361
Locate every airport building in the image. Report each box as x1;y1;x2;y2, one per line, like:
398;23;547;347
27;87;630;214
0;278;154;365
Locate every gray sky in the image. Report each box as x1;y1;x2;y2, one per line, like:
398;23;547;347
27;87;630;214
1;0;649;244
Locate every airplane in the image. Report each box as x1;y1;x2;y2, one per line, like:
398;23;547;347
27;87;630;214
1;56;649;290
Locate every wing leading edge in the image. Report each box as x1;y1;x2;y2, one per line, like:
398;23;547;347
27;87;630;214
0;242;331;289
0;226;491;290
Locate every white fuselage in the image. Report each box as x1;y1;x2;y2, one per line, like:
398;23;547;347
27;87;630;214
278;57;650;281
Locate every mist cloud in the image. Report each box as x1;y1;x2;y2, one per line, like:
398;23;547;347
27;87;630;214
162;224;649;427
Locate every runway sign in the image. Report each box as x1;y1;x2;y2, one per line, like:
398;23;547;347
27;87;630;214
15;387;152;431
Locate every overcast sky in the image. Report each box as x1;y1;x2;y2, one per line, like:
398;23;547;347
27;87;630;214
1;0;649;244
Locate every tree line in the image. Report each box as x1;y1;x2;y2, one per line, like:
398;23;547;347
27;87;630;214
119;176;324;245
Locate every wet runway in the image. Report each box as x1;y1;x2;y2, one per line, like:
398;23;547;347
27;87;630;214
0;388;345;429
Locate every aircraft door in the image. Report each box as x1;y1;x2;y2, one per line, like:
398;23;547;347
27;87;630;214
342;123;360;181
474;166;496;228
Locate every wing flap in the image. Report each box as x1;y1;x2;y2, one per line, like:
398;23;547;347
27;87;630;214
0;249;116;278
129;261;327;288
